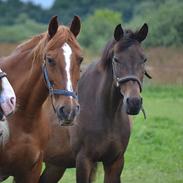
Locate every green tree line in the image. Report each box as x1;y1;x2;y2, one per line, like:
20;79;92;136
0;0;182;51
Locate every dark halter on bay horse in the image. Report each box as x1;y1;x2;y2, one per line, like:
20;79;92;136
112;54;151;119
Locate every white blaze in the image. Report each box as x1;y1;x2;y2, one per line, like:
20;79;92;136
62;43;73;92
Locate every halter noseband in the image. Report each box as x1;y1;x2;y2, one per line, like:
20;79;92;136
42;61;78;99
112;57;142;92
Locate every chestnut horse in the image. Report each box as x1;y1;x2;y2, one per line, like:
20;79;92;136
40;23;149;183
0;15;82;183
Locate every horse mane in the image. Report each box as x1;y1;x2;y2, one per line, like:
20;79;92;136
16;33;45;52
100;29;138;69
11;25;80;63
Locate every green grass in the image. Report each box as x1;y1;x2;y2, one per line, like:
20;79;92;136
3;85;183;183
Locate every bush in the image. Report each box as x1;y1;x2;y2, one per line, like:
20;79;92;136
127;0;183;47
0;14;46;43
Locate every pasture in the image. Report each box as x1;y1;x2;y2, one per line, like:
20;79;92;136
3;85;183;182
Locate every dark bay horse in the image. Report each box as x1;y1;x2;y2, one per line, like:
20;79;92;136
40;23;149;183
0;16;82;183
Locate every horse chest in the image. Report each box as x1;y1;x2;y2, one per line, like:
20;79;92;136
0;134;42;174
83;130;124;162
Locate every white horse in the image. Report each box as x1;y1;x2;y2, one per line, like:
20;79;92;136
0;69;16;147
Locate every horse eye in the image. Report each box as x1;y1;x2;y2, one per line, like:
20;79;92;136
47;58;55;65
144;58;147;63
113;57;119;63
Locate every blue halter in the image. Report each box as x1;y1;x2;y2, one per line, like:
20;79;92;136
42;62;78;99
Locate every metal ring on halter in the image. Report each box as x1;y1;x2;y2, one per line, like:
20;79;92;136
41;62;78;99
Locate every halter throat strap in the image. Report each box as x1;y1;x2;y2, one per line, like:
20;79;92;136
41;62;78;99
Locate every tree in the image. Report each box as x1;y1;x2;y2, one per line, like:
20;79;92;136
79;9;122;52
127;0;183;47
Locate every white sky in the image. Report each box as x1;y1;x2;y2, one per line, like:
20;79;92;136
21;0;54;9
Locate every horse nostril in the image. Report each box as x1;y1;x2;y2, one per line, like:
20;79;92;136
57;104;80;122
10;97;15;105
126;97;142;107
58;106;65;117
126;97;130;105
134;97;142;106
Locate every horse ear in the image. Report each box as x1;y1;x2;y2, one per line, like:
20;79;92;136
70;15;81;37
114;24;124;41
48;16;59;39
136;23;148;42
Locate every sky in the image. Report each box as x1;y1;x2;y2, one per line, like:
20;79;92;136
21;0;54;9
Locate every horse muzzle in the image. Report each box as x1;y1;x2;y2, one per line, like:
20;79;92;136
125;96;142;115
56;104;80;125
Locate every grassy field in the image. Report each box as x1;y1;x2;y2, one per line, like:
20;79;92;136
3;85;183;182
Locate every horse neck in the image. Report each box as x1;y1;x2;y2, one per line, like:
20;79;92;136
0;42;48;117
99;62;123;118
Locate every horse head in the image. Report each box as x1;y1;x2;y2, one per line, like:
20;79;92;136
112;23;148;115
42;16;83;125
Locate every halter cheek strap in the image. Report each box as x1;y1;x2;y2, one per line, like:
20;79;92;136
42;62;78;99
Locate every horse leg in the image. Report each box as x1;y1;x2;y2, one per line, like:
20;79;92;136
14;156;42;183
39;163;66;183
76;151;95;183
103;155;124;183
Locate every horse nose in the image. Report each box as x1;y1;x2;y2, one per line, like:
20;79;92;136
126;97;142;115
57;104;80;125
0;97;16;117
